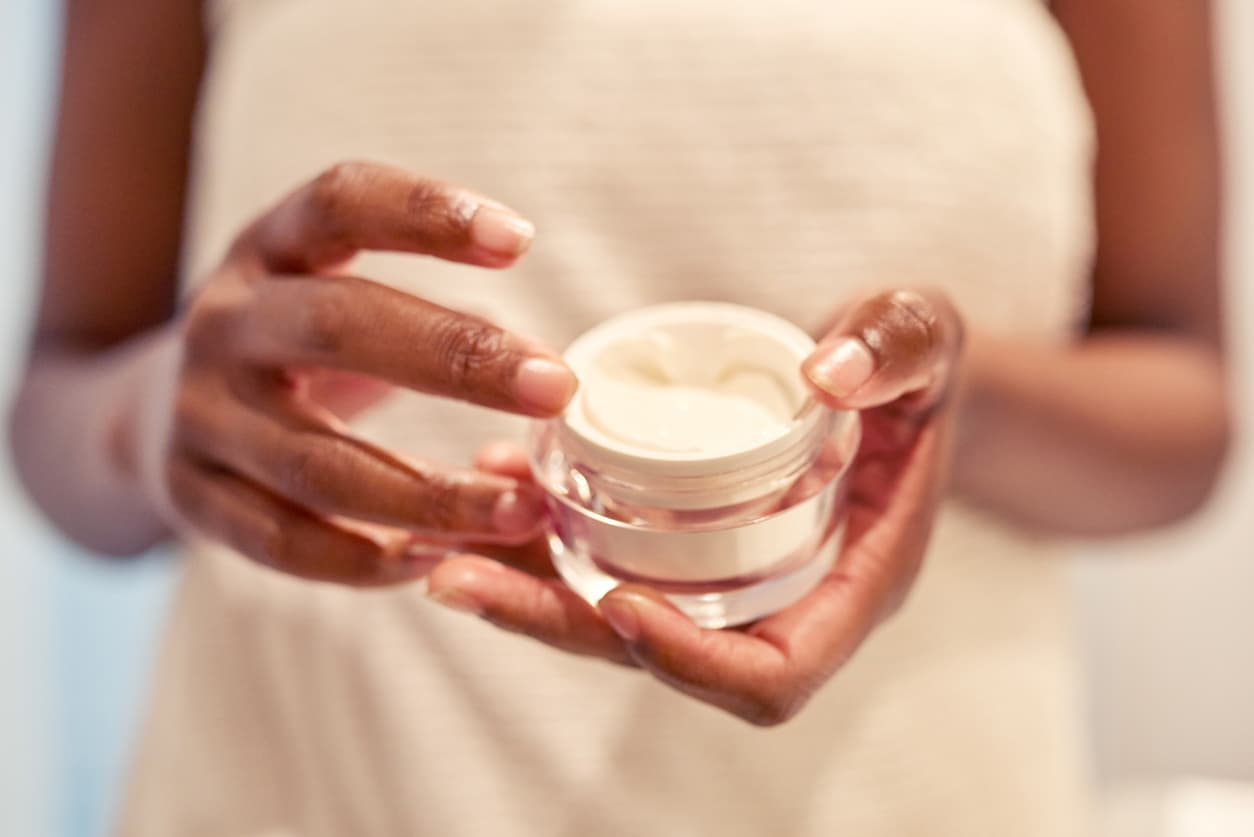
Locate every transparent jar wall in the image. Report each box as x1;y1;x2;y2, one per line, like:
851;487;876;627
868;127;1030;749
530;411;860;628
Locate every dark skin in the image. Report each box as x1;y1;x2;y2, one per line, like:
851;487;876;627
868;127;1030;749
11;0;1229;725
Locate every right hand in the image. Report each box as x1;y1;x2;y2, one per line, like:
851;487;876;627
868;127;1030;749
132;161;576;585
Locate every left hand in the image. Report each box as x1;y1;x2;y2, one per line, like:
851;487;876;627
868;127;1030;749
426;289;965;725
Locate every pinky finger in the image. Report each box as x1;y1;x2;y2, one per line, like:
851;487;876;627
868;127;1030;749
426;554;635;666
166;455;433;586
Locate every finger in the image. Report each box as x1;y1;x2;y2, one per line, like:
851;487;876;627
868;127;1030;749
238;161;535;272
600;337;954;725
166;455;434;586
426;554;635;665
802;289;963;410
743;412;951;697
596;414;949;726
596;586;801;725
473;440;533;480
217;274;577;416
466;442;551;575
175;383;547;542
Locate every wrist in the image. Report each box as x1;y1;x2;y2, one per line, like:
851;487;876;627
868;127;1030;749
80;327;184;548
108;327;183;520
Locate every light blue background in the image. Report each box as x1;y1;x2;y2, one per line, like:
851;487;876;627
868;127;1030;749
1;3;176;836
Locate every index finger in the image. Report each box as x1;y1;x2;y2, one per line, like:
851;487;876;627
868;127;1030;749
237;160;535;272
218;274;579;417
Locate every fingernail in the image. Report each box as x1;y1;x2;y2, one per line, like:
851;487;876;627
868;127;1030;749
428;586;483;616
492;488;547;536
807;338;875;398
599;593;644;642
514;357;578;414
470;205;535;259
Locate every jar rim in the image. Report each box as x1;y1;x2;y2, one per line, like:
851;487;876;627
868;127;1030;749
558;301;823;475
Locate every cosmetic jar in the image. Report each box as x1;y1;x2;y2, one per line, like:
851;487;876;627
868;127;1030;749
530;302;860;628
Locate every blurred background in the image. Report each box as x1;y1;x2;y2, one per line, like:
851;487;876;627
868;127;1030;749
1;2;1250;836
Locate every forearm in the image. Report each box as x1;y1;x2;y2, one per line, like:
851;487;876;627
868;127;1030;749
9;328;178;556
953;329;1230;536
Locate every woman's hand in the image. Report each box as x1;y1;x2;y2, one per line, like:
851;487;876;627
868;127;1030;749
134;161;577;585
427;290;964;725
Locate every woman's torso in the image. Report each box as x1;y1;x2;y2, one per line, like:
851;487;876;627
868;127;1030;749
121;1;1096;834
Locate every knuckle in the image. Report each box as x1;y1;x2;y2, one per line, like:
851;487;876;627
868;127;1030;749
255;520;293;569
413;470;468;531
183;287;240;358
279;443;326;501
309;161;365;218
431;315;509;392
887;289;938;332
744;690;806;728
169;369;237;451
862;290;938;359
404;180;466;243
305;161;372;253
292;285;352;355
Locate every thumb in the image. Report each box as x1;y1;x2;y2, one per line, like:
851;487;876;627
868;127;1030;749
802;289;963;411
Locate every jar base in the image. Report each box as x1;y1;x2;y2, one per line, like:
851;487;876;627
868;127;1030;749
548;523;843;629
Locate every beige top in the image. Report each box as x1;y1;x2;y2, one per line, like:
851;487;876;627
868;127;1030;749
120;1;1097;834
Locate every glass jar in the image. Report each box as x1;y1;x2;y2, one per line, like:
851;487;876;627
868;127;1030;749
530;302;860;628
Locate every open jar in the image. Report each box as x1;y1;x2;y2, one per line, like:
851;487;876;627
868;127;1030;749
530;302;860;628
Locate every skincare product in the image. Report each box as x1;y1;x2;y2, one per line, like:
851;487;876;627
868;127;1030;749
531;302;859;628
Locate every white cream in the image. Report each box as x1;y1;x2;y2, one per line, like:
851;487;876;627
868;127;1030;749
580;341;796;458
562;309;812;464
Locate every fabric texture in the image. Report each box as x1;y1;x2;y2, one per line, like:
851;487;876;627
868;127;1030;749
119;1;1098;834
